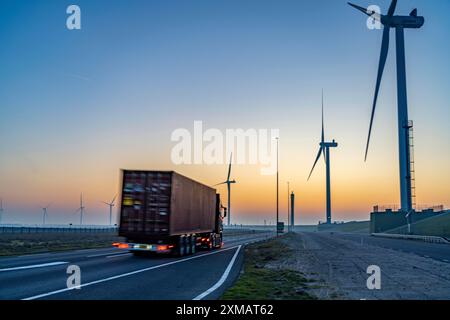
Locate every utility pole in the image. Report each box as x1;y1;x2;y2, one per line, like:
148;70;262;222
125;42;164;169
276;137;279;236
79;193;85;226
287;181;290;232
291;192;295;231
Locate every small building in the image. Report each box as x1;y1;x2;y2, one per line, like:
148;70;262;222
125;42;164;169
370;205;444;234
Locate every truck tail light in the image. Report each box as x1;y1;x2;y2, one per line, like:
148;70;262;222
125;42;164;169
118;243;129;249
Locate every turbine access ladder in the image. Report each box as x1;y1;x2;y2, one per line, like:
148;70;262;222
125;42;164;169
408;120;416;210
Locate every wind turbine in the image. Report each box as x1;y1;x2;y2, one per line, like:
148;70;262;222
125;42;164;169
74;193;85;225
101;195;117;226
41;203;52;225
214;153;236;226
307;91;338;224
348;0;424;212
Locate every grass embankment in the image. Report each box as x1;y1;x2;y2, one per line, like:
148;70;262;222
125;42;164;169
222;229;267;237
222;233;316;300
386;212;450;237
318;221;370;233
0;232;124;256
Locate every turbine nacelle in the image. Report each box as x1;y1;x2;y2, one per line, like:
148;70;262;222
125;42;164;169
348;2;424;29
382;15;424;28
320;141;338;148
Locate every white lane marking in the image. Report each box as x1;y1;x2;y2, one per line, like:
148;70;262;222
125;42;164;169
22;245;240;300
106;253;132;259
0;261;68;272
193;245;242;300
13;252;56;258
86;251;123;258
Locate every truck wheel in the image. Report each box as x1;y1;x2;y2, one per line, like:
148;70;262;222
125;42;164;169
208;234;213;250
219;234;223;248
185;235;192;255
191;236;196;254
210;234;216;250
178;236;185;257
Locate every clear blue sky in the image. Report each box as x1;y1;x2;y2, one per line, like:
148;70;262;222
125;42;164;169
0;0;449;225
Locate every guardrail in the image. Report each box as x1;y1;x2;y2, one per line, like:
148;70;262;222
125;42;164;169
371;233;450;244
372;205;445;212
0;224;118;234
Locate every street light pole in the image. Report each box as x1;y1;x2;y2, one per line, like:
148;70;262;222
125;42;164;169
287;181;290;232
276;137;279;236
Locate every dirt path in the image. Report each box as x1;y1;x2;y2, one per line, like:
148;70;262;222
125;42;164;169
279;232;450;300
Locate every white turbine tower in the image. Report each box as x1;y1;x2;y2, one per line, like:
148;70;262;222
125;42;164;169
74;193;85;225
214;153;236;226
307;91;338;224
348;0;424;212
41;203;51;225
101;195;117;226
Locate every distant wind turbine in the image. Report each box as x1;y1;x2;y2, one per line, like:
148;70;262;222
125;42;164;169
307;91;338;224
348;0;424;212
101;195;117;226
74;193;85;225
41;203;52;225
214;153;236;226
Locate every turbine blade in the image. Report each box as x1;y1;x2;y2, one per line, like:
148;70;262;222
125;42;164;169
213;182;227;187
227;152;232;181
387;0;397;17
348;2;374;17
111;194;117;204
307;147;323;181
321;90;326;163
321;90;324;144
365;26;390;161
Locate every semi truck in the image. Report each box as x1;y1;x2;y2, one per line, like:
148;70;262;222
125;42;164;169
114;170;226;256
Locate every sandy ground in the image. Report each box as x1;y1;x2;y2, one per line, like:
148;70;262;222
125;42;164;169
273;232;450;300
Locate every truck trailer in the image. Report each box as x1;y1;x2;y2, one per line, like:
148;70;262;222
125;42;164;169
114;170;225;256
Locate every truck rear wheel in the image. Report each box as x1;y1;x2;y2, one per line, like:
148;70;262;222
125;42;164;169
186;235;192;255
208;234;214;250
177;236;186;257
191;236;196;254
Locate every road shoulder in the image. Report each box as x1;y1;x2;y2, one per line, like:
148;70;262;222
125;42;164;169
221;233;318;300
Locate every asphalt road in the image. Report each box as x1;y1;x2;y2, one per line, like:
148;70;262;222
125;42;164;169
326;232;450;263
0;231;274;300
